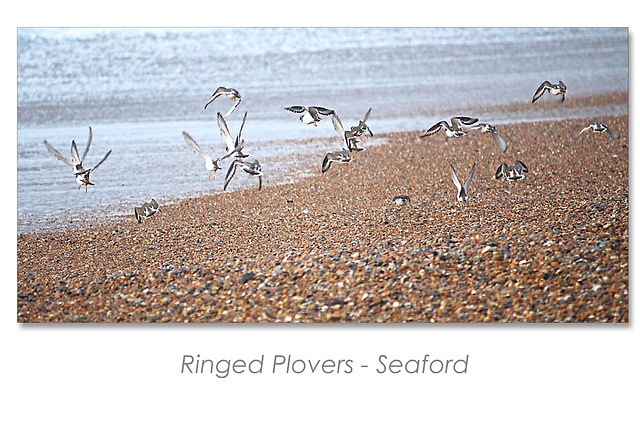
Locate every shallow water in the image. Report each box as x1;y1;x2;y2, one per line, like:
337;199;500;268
17;28;628;233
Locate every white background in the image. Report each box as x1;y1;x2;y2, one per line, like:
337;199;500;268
4;2;638;425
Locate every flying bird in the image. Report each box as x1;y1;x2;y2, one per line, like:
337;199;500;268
43;127;112;192
285;105;334;126
331;112;364;159
568;120;619;147
420;117;479;141
182;131;223;180
134;199;160;223
217;111;249;160
468;123;508;153
321;149;352;173
204;86;242;118
532;80;567;103
495;160;529;181
223;158;263;191
449;162;476;202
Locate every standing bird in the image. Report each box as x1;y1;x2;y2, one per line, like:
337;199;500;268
223;159;263;191
43;127;112;193
420;117;479;141
204;86;242;118
449;162;476;202
321;149;352;173
531;80;567;103
285;105;334;126
134;199;160;223
468;123;508;153
392;195;411;206
568;119;619;147
495;160;528;181
182;131;223;180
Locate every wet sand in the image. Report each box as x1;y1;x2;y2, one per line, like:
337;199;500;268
17;94;629;323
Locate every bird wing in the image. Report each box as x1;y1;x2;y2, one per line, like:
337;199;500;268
312;106;335;116
532;81;551;103
568;126;590;147
182;131;212;161
331;112;346;137
515;160;528;173
134;207;143;223
321;153;333;173
90;150;112;172
150;199;159;209
449;164;462;192
235;111;248;147
491;131;508;153
285;106;307;114
204;87;226;109
361;107;372;123
223;97;241;118
81;126;93;162
420;121;446;138
223;160;241;191
607;127;620;139
71;141;81;164
495;163;506;179
43;140;74;167
217;112;235;153
452;116;479;127
464;163;476;191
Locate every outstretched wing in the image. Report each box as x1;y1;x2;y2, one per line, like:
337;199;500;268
452;116;478;127
183;131;212;161
321;153;333;173
81;126;93;162
449;164;462;192
568;126;590;147
217;112;235;153
532;81;551;103
204;87;225;109
491;131;508;153
495;163;507;179
223;97;241;118
420;121;446;138
464;163;476;191
71;141;81;164
235;111;248;147
285;105;307;114
150;199;159;209
361;107;372;123
607;127;620;139
312;106;334;116
43;140;74;167
515;160;528;173
90;150;112;172
223;160;240;191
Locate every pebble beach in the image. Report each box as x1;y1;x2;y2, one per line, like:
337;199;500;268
17;92;629;323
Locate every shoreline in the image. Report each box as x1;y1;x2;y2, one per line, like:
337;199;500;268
17;94;629;323
17;91;629;235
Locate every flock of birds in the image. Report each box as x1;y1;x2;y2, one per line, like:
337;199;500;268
41;80;621;222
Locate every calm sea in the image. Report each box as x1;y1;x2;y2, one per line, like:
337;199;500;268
17;28;628;233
